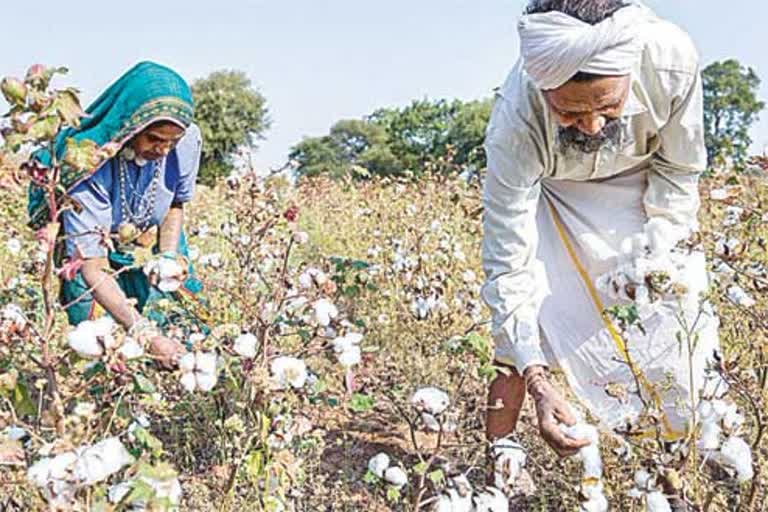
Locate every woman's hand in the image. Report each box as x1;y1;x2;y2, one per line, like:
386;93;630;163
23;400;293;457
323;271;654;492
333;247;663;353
148;335;185;369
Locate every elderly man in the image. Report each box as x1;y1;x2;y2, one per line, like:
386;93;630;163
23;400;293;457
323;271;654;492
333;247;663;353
482;0;720;465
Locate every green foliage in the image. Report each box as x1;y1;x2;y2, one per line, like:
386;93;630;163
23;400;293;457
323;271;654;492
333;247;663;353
702;59;765;170
192;70;270;185
290;97;492;180
348;392;375;413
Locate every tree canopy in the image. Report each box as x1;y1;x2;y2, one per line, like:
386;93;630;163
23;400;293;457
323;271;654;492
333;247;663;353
192;70;270;185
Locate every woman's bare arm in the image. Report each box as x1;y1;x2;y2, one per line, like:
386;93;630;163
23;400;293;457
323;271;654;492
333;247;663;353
80;258;141;329
158;204;184;254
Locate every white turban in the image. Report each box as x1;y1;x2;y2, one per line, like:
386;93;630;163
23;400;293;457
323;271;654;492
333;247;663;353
518;3;654;90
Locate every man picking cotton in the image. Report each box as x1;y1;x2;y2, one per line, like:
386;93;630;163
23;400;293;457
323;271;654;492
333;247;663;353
482;0;720;494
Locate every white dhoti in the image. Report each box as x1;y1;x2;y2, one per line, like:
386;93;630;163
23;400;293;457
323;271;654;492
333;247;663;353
535;168;720;432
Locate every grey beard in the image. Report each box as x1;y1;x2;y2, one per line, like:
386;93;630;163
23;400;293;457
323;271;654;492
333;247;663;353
557;118;623;154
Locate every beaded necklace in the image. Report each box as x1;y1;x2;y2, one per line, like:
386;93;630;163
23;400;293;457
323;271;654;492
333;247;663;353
117;156;161;240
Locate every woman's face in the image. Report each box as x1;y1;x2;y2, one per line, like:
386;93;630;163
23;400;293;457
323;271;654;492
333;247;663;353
131;121;186;161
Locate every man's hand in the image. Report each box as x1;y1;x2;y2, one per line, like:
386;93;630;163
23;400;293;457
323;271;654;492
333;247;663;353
525;365;590;457
148;335;185;369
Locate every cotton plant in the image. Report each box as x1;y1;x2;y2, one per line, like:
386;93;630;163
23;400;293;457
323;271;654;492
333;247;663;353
109;463;183;510
2;303;27;330
331;332;363;367
410;386;458;433
559;420;607;512
178;351;218;392
593;217;699;307
233;332;258;359
628;470;673;512
143;257;186;293
270;356;308;390
696;399;753;482
27;437;133;507
431;474;508;512
365;452;408;489
313;298;339;327
725;284;756;308
67;316;119;358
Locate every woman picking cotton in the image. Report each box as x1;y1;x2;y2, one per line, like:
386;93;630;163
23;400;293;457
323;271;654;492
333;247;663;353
28;61;206;367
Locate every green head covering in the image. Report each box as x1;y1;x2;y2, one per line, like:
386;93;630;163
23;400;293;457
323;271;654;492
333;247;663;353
28;61;195;228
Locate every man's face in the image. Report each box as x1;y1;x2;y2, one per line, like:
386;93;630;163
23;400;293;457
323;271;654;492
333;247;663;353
131;121;186;161
543;75;631;153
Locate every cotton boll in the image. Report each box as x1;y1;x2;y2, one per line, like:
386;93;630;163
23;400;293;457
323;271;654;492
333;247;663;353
634;469;653;491
332;333;362;353
196;372;218;392
179;353;196;373
145;475;182;506
698;420;722;451
384;466;408;488
74;437;133;485
108;481;133;503
157;258;183;279
561;423;602;479
27;458;54;487
338;346;362;367
196;352;217;375
718;436;754;482
233;333;258;358
709;188;728;201
421;412;457;433
68;329;103;358
314;299;339;326
118;338;144;360
727;286;756;308
410;387;450;415
646;491;672;512
66;317;118;358
367;452;390;478
580;482;608;512
270;356;308;389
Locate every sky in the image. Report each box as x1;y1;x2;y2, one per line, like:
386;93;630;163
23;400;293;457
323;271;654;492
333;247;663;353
2;1;767;170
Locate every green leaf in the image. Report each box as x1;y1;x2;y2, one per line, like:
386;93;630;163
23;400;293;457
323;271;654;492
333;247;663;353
53;89;85;128
412;461;428;476
132;427;164;457
298;329;312;343
11;381;35;417
427;469;445;486
84;361;106;380
363;469;380;485
386;486;401;502
133;374;156;394
62;137;101;171
343;285;361;297
245;450;265;481
349;393;375;413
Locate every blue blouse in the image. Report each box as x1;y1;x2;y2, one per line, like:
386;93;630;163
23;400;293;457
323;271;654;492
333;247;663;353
63;124;202;258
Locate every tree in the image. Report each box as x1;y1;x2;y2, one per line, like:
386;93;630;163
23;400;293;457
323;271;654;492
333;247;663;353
290;119;400;179
291;98;493;180
192;70;270;185
702;60;764;169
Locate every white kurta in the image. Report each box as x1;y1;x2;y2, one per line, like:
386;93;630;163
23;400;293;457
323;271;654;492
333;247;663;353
481;17;720;430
